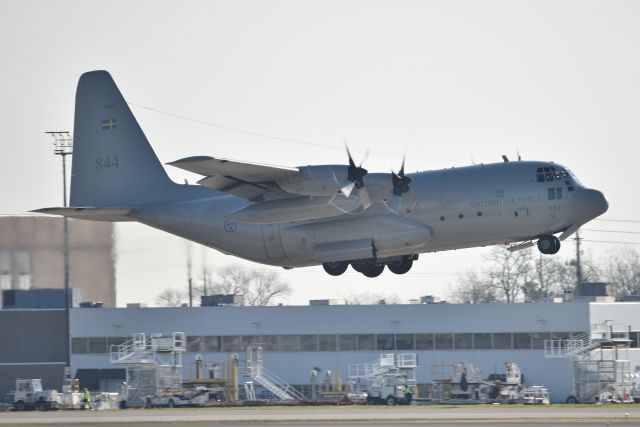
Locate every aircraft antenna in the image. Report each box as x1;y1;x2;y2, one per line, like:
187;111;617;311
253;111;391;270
45;131;73;372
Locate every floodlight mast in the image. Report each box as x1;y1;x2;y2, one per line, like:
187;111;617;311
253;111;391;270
46;131;73;372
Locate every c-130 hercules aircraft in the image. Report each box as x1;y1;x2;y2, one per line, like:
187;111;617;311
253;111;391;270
37;71;609;278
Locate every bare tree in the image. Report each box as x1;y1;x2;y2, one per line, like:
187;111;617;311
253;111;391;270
486;248;534;303
450;271;497;304
211;264;291;306
343;292;403;305
605;247;640;297
155;288;187;307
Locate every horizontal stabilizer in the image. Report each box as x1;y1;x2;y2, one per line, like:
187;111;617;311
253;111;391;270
32;207;134;222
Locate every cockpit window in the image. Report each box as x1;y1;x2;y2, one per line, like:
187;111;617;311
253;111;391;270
536;167;571;183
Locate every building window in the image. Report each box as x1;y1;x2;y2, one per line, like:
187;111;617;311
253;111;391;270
473;333;492;349
396;334;414;350
88;337;107;354
261;335;280;351
301;335;319;351
513;333;532;349
493;333;512;349
434;333;453;350
318;335;337;351
71;337;88;354
376;334;394;350
532;332;550;349
415;334;433;350
280;335;300;352
242;335;260;349
357;334;375;351
339;335;356;351
222;336;242;352
107;337;126;350
203;336;221;352
187;336;203;353
454;333;473;350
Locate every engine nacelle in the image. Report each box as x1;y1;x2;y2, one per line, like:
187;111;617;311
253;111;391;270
276;165;349;196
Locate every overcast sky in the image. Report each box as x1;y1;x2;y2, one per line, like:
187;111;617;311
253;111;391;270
1;0;639;307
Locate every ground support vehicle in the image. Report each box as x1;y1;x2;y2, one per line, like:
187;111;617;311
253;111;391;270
11;379;61;411
145;387;211;408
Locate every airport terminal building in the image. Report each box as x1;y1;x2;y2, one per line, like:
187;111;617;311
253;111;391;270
66;300;640;402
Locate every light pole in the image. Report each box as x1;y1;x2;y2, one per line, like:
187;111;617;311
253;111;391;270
46;131;73;372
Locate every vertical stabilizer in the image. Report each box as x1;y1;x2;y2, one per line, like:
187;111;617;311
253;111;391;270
70;70;196;207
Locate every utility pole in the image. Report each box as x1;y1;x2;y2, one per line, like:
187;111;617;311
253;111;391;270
46;131;73;373
186;243;193;307
575;229;583;296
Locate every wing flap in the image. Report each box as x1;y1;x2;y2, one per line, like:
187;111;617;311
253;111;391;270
168;156;298;181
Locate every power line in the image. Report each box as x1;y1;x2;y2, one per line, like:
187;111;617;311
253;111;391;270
127;102;462;165
581;239;640;246
582;229;640;235
594;218;640;224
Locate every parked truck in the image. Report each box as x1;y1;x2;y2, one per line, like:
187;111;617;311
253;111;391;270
10;379;61;411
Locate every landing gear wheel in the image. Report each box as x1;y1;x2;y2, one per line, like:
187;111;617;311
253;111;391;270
362;264;385;278
322;261;348;276
351;258;376;273
537;235;560;255
387;256;413;275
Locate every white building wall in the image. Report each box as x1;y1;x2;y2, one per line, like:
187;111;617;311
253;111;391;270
69;301;640;402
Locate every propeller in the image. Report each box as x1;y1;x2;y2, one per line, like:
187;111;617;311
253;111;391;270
387;155;416;214
340;144;371;208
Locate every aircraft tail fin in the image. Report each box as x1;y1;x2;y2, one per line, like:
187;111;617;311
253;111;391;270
69;70;210;207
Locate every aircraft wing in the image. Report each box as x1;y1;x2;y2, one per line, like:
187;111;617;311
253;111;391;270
167;156;299;201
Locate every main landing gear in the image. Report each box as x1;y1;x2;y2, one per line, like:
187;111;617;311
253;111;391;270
537;234;561;255
322;255;415;278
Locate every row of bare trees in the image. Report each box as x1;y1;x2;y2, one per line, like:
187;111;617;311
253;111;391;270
451;246;640;303
155;264;291;307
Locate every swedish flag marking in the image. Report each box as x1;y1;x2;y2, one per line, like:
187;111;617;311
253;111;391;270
101;118;117;130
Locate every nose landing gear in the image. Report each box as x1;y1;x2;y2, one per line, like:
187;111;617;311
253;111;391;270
537;235;561;255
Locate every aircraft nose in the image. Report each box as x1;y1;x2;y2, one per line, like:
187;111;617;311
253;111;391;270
574;188;609;222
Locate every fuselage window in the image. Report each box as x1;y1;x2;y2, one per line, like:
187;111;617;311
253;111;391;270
556;187;563;199
536;173;545;182
440;216;445;221
458;214;464;219
477;211;482;217
548;188;556;200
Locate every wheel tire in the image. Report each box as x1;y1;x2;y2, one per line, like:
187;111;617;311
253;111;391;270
387;256;413;275
14;401;26;411
323;261;348;276
566;396;578;404
119;400;127;409
537;235;556;254
386;395;396;406
363;264;385;278
351;258;376;273
37;400;47;411
550;236;561;254
168;399;175;408
145;398;152;409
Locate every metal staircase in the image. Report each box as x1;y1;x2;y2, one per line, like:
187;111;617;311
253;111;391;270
110;332;186;406
244;345;306;401
543;322;633;403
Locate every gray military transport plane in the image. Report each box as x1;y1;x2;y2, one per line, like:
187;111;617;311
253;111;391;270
36;71;609;277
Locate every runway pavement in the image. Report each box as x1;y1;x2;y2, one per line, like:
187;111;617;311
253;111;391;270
1;405;639;425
